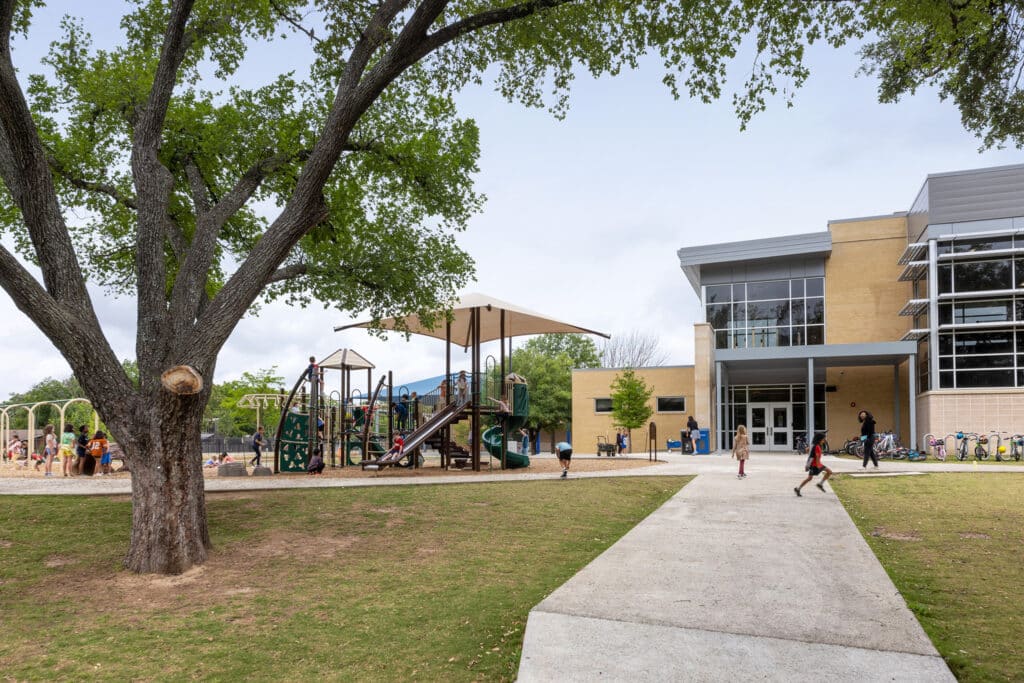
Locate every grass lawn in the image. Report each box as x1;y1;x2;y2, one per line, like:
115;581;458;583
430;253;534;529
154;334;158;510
832;473;1024;682
0;476;689;681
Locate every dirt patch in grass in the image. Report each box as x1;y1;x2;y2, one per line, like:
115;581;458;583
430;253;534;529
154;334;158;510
833;472;1024;682
869;527;921;541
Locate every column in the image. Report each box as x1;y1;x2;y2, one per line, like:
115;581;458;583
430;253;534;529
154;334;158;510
928;239;939;390
893;364;901;438
715;361;723;451
909;353;918;450
807;357;815;439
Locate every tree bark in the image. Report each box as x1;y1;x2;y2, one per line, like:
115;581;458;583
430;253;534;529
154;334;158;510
121;391;210;574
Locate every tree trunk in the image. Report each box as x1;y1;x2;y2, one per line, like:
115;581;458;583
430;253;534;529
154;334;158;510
122;392;210;574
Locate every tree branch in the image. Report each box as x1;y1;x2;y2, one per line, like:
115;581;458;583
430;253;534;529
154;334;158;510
266;262;307;284
184;157;211;215
416;0;574;62
269;0;322;43
48;157;138;210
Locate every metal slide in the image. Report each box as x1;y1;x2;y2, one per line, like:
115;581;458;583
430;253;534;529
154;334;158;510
397;398;471;454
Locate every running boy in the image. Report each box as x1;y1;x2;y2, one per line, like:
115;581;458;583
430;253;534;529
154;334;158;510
555;441;572;479
794;432;832;496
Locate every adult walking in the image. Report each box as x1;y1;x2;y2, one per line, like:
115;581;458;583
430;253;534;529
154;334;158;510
732;424;749;479
858;409;878;469
686;415;699;454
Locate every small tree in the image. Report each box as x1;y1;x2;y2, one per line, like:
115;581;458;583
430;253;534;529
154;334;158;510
609;368;652;454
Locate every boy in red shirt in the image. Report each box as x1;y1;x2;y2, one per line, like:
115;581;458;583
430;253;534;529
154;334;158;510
795;432;832;496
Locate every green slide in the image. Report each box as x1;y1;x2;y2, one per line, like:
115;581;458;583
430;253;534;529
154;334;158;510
482;425;530;469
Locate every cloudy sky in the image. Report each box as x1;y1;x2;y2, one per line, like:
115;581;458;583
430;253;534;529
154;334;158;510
2;5;1022;397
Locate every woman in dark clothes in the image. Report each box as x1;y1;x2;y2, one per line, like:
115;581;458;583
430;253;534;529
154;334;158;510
858;410;878;468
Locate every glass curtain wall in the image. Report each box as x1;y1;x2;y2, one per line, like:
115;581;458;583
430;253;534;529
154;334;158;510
935;234;1024;388
707;278;825;350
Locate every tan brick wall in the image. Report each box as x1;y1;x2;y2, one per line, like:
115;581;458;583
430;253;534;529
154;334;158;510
917;390;1024;450
571;366;695;455
825;365;910;446
825;216;911;344
693;323;716;448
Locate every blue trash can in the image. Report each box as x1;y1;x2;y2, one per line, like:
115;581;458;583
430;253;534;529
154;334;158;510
695;428;710;454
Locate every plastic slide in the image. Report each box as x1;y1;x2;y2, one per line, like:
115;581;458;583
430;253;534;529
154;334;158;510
482;425;530;469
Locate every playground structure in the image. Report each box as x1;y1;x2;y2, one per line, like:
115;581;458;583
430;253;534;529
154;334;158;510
337;292;608;471
271;346;532;473
270;293;606;475
1;398;100;459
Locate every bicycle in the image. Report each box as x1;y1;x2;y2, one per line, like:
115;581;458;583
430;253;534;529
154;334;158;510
874;430;901;459
974;433;993;461
1008;434;1024;461
922;433;946;461
954;432;977;461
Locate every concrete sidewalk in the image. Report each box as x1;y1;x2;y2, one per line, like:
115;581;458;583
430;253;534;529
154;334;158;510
517;470;955;682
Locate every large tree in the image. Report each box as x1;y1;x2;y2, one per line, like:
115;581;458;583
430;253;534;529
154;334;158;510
0;1;864;573
860;0;1024;149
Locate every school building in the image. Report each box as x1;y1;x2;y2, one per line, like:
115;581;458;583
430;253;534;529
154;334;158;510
573;163;1024;453
571;366;695;454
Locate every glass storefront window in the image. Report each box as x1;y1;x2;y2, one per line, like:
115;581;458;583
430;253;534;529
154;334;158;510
957;369;1015;387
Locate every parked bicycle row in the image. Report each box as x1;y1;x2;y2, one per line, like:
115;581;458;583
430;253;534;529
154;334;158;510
792;429;1024;461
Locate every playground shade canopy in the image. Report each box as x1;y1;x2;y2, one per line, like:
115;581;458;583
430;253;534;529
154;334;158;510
318;348;375;370
334;292;609;348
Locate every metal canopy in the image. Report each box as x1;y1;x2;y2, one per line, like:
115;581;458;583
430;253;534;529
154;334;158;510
318;348;375;370
334;292;609;348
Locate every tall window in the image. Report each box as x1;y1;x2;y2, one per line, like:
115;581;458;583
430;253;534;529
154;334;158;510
706;277;824;350
934;234;1024;388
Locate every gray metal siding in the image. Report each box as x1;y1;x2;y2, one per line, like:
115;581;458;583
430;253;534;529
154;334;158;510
701;257;826;285
928;165;1024;225
908;181;930;242
677;231;831;268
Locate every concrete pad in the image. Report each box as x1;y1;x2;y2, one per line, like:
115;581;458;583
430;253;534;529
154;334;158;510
518;612;954;682
518;470;955;679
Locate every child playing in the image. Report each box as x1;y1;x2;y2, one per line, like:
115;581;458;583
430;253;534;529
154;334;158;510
59;423;76;477
307;451;325;475
87;430;110;476
42;424;57;476
456;371;468;404
6;436;23;465
732;424;749;479
795;432;832;496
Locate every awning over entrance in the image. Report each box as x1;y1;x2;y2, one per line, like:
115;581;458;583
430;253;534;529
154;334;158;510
714;341;919;452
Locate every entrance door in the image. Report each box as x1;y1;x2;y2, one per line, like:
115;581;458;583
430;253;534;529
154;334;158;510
748;403;792;451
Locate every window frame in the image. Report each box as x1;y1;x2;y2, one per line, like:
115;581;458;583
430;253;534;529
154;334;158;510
656;396;686;413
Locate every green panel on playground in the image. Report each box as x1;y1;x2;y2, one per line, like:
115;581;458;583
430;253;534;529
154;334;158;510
279;411;311;473
483;382;530;469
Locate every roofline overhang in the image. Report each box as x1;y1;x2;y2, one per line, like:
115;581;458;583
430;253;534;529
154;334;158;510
677;230;832;299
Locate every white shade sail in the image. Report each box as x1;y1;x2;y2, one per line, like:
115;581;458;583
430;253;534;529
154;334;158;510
334;292;609;349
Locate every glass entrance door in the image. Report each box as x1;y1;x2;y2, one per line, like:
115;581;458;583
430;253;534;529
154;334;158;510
747;403;792;451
